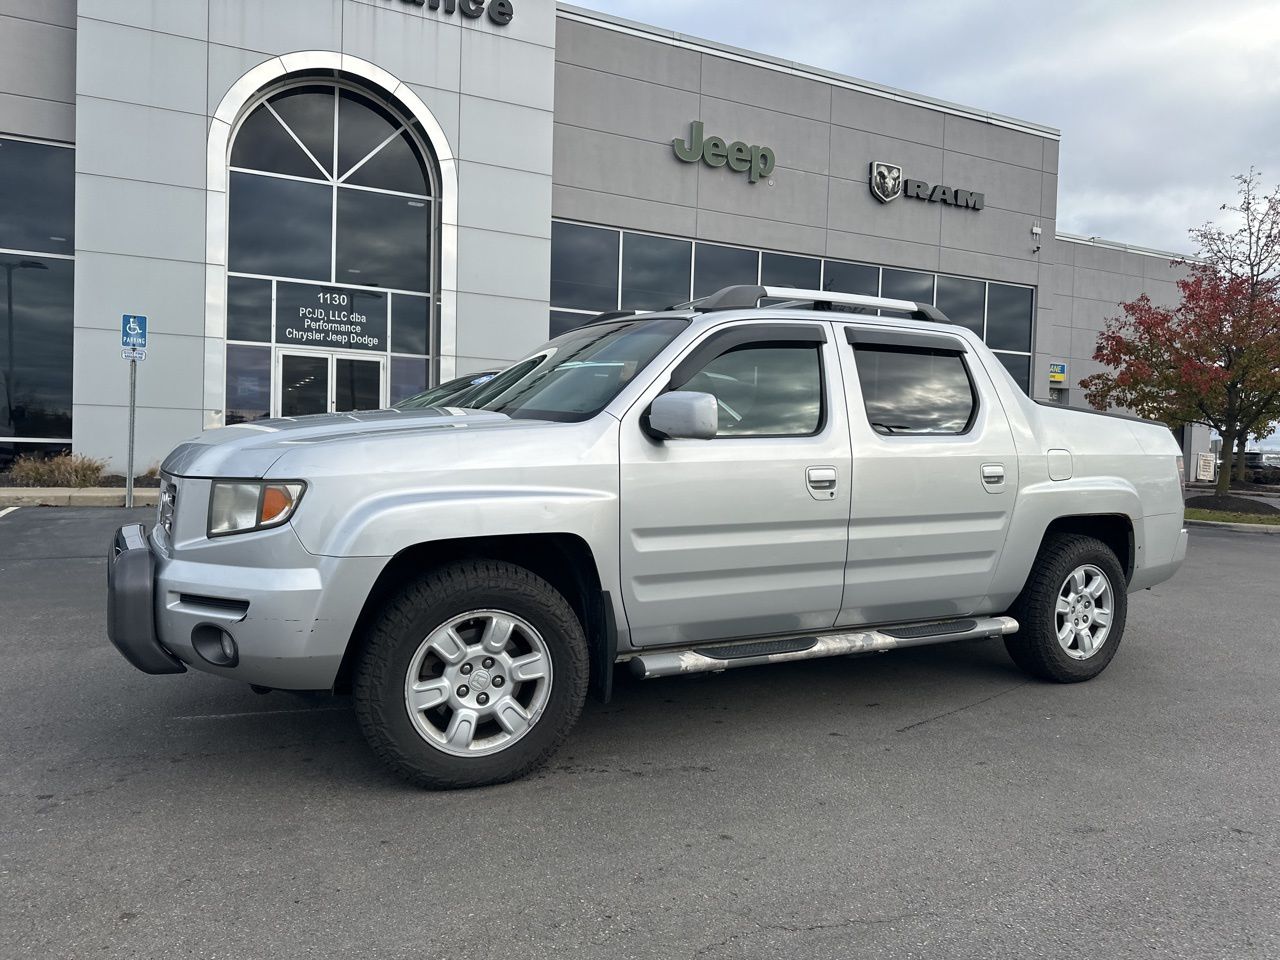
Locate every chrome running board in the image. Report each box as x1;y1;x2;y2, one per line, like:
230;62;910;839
628;616;1019;680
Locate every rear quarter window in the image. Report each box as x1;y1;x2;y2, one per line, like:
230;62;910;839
852;344;976;435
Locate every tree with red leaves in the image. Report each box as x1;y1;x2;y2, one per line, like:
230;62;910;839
1082;171;1280;494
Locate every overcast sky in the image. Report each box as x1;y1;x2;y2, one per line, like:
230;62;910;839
575;0;1280;254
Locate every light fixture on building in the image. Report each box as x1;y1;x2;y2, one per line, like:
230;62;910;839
1031;221;1043;254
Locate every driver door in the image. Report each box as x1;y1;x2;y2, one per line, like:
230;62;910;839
618;322;851;647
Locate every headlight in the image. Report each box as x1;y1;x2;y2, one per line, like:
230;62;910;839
208;481;306;537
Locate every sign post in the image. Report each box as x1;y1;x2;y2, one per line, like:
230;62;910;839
120;315;148;509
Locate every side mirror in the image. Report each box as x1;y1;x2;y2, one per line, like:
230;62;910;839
647;391;718;440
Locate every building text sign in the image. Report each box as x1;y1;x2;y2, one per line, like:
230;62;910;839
870;161;984;210
673;121;776;185
1048;361;1067;385
276;283;387;352
398;0;514;25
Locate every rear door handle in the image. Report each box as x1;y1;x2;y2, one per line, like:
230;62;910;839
806;465;839;499
981;463;1006;489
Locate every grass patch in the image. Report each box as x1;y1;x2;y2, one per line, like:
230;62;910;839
1185;508;1280;526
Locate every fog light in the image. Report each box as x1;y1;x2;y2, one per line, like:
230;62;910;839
191;624;239;667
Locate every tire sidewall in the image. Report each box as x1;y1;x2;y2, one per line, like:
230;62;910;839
358;564;587;787
1032;540;1128;680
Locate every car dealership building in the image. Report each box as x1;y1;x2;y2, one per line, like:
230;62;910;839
0;0;1207;471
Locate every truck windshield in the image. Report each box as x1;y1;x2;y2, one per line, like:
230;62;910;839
459;316;690;422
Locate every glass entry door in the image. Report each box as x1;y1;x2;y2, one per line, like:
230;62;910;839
276;351;386;417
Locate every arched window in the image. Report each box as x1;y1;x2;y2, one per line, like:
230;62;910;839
223;82;438;423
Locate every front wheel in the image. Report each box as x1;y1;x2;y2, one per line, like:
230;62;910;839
1005;534;1128;682
354;560;589;789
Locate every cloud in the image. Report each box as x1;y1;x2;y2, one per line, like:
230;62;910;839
575;0;1280;252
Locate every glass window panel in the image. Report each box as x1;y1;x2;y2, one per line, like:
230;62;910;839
391;294;430;355
679;344;823;437
335;357;382;412
390;356;431;405
268;86;335;175
224;344;271;425
986;284;1034;352
230;106;325;179
761;253;821;291
0;139;74;255
0;256;73;440
226;277;272;342
823;261;878;296
852;345;975;435
344;130;428;196
621;233;691;310
881;268;935;304
335;189;431;293
551;222;619;312
228;172;332;281
551;310;592;338
994;351;1032;394
280;353;330;417
935;276;985;337
276;282;388;352
337;89;403;180
694;243;759;299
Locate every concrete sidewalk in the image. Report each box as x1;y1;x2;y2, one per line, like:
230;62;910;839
0;487;157;507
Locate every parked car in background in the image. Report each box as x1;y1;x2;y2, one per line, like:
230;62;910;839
394;372;498;410
106;285;1188;789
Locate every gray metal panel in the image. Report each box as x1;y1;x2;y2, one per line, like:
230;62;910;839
554;62;699;146
461;95;552;174
461;28;555;111
1069;266;1150;307
695;209;826;259
830;125;944;185
72;403;205;474
696;162;828;228
1040;173;1058;221
940;205;1044;262
699;52;832;123
205;43;274;116
456;227;549;301
74;252;207;337
698;96;832;177
0;13;75;106
828;174;943;248
76;174;206;264
554;17;701;91
76;18;207;116
0;0;75;27
552;183;697;238
209;0;342;55
79;0;209;39
826;228;940;274
404;82;461;152
458;161;552;239
454;291;553;362
73;327;207;408
342;1;464;91
75;97;207;189
937;248;1040;287
831;87;945;146
553;124;698;206
943;114;1047;171
941;151;1043;215
0;91;75;141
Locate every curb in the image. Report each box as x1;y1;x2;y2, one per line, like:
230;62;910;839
0;488;158;508
1185;519;1280;535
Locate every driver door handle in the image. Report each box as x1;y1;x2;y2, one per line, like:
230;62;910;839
807;466;838;499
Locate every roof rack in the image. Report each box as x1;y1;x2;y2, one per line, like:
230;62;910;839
692;285;951;324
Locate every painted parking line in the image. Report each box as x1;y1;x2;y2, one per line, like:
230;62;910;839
0;507;19;520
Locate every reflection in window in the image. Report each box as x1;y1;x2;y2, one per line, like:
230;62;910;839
986;284;1034;352
392;295;430;355
935;275;985;337
225;344;271;424
551;310;590;338
0;257;73;442
337;90;404;181
994;351;1032;393
268;87;335;173
881;269;934;304
231;105;325;179
391;356;430;404
551;222;620;311
228;172;332;280
680;344;823;437
336;190;430;292
227;277;272;342
0;139;74;256
761;253;820;291
853;345;975;435
694;243;759;299
622;233;690;310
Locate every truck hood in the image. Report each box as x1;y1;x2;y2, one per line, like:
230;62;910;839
160;407;517;478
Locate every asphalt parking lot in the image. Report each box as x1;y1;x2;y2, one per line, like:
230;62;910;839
1;508;1277;959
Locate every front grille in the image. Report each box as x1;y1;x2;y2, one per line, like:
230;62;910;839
157;474;178;539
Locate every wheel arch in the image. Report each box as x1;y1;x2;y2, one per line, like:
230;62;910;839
332;533;615;701
1038;514;1135;584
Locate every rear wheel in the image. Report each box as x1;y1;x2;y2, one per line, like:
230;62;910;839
1005;534;1127;682
354;560;589;789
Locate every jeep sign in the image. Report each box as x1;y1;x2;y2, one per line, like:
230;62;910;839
869;161;984;210
673;121;776;184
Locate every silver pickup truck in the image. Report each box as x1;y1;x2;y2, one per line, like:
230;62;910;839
107;285;1187;788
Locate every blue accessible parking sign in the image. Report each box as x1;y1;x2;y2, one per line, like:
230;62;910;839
121;315;147;349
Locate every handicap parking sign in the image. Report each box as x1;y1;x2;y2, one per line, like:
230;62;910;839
121;315;147;349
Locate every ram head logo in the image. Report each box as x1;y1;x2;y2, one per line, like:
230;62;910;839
870;162;903;203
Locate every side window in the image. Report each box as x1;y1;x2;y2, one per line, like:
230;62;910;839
677;342;824;437
852;344;976;435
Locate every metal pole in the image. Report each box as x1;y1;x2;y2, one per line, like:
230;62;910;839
126;358;136;509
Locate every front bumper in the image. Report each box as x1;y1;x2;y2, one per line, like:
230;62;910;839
106;524;186;674
105;521;386;689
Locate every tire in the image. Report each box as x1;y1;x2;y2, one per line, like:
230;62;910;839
353;560;589;789
1004;534;1128;683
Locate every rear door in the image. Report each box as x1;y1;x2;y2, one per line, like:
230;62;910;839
835;325;1019;626
618;321;851;647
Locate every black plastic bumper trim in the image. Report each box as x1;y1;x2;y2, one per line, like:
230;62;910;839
106;524;185;675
